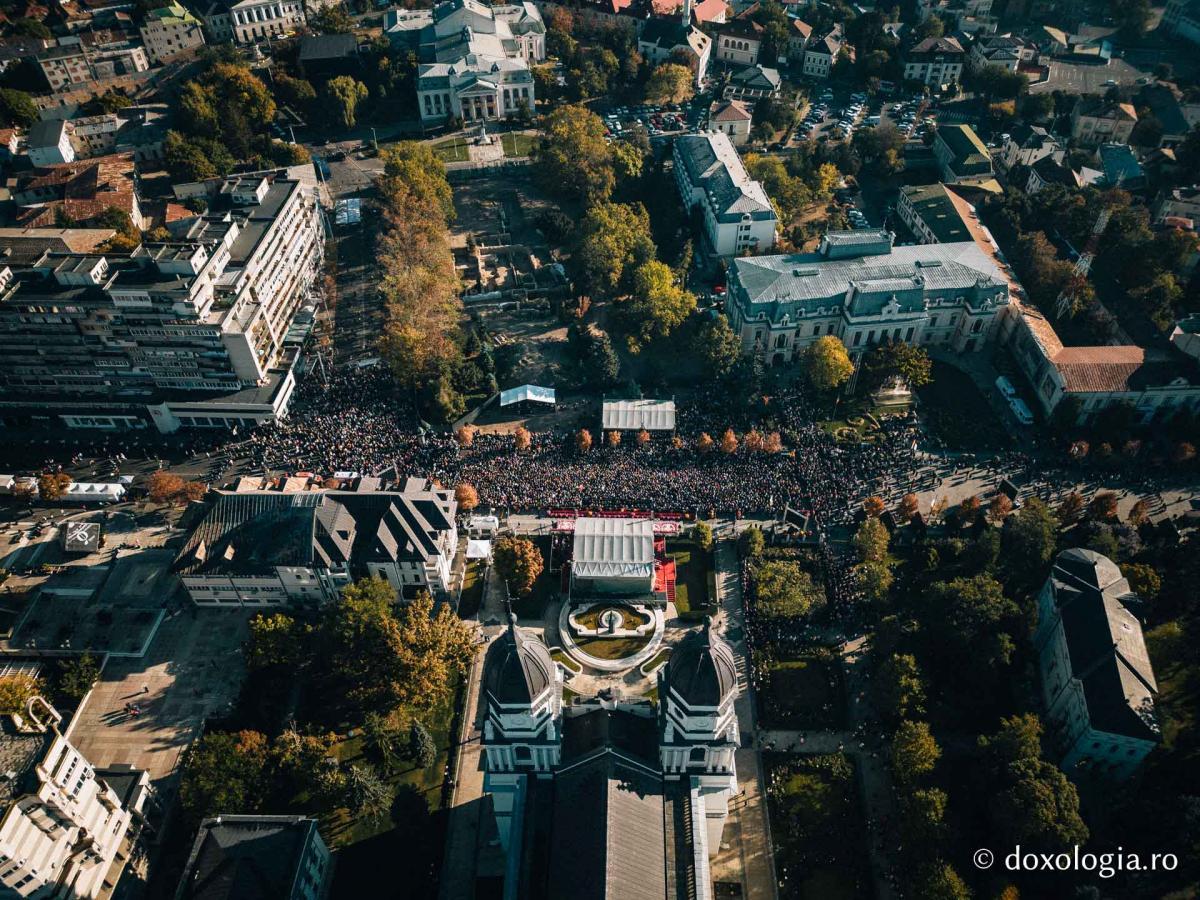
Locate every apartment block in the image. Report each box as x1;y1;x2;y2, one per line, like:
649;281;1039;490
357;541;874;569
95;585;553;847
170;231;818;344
0;174;324;433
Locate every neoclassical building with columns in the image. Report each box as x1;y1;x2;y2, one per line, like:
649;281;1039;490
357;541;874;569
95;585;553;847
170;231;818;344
478;617;740;899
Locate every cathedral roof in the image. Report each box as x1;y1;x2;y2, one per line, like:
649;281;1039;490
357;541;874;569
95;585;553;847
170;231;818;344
485;615;555;705
666;619;737;708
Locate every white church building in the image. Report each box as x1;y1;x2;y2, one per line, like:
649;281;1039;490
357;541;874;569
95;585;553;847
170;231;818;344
478;617;739;899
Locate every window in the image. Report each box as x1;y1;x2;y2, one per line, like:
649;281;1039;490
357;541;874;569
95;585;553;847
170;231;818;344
972;318;984;334
853;331;861;346
813;324;821;336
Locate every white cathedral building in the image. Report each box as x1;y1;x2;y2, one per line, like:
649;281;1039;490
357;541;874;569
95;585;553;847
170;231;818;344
479;617;739;899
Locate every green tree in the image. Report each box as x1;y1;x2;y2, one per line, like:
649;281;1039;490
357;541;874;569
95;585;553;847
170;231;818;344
644;62;695;104
58;654;100;701
740;527;765;559
363;712;405;771
692;521;714;552
493;536;545;597
534;104;615;205
979;713;1043;766
311;3;354;32
989;758;1088;851
875;653;925;722
892;720;941;787
346;763;391;820
900;788;948;849
1123;562;1161;600
247;613;309;671
916;861;972;900
691;315;743;380
853;517;890;563
803;336;854;392
744;154;813;223
855;559;894;604
754;561;824;618
861;340;932;391
0;674;44;715
0;88;38;127
325;580;473;715
323;76;369;130
573;202;655;297
1000;497;1058;576
179;731;271;824
626;260;697;350
409;721;437;768
922;576;1020;699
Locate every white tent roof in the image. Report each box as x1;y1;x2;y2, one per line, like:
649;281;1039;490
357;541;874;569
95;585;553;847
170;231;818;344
500;384;556;406
466;539;492;559
602;399;676;431
572;517;655;580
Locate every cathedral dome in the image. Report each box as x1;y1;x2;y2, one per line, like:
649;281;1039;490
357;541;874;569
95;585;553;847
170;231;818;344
485;615;555;705
666;618;737;708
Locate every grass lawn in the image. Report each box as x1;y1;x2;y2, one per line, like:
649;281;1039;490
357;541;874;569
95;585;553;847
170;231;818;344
458;560;485;618
916;360;1011;451
640;647;671;674
765;753;871;900
667;539;713;614
326;676;459;847
574;634;652;660
430;137;470;162
550;647;581;673
500;131;536;157
574;605;650;631
758;656;846;730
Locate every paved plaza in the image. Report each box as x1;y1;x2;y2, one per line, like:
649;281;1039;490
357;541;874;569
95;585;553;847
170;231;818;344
66;608;251;786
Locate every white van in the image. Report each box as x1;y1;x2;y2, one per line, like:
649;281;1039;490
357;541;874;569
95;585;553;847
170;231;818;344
995;375;1018;399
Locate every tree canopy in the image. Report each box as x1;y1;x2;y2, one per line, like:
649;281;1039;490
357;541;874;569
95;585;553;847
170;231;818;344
754;561;824;618
804;336;854;392
534;105;616;206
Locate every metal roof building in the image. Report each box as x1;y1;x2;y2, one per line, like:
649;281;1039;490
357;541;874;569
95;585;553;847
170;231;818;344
571;517;655;583
500;384;555;407
601;399;676;432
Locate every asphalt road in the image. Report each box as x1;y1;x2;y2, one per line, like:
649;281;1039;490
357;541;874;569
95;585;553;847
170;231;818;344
1029;57;1146;93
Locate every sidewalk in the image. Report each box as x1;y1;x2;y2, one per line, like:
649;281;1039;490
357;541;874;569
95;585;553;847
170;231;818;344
713;538;778;900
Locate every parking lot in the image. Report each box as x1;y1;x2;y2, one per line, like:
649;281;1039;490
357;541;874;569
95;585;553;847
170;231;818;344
595;94;709;146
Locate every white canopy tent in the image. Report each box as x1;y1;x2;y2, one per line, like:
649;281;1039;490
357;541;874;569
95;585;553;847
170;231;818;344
466;539;493;560
602;399;676;431
500;384;556;407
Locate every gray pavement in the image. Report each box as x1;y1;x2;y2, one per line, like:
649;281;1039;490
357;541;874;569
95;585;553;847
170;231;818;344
67;608;251;787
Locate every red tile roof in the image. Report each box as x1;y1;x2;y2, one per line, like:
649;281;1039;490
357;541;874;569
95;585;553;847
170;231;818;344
1051;346;1145;392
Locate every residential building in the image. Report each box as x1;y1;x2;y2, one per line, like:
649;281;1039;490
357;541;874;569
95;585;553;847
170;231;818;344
1070;96;1137;147
896;183;973;244
787;17;812;60
723;63;780;100
38;38;149;92
715;17;763;66
903;35;965;88
0;716;151;899
26;118;75;167
1163;0;1200;46
672;131;777;257
0;127;21;161
174;477;459;606
0;173;324;433
139;2;206;63
967;33;1023;70
387;0;545;124
0;227;117;263
709;98;752;145
1024;152;1101;194
478;617;739;898
1034;549;1159;779
199;3;234;42
802;26;847;79
13;152;145;230
638;0;711;86
933;123;993;183
917;0;997;33
724;229;1010;364
297;33;361;79
176;815;332;900
1139;83;1200;148
225;0;306;44
1153;186;1200;224
996;123;1059;173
